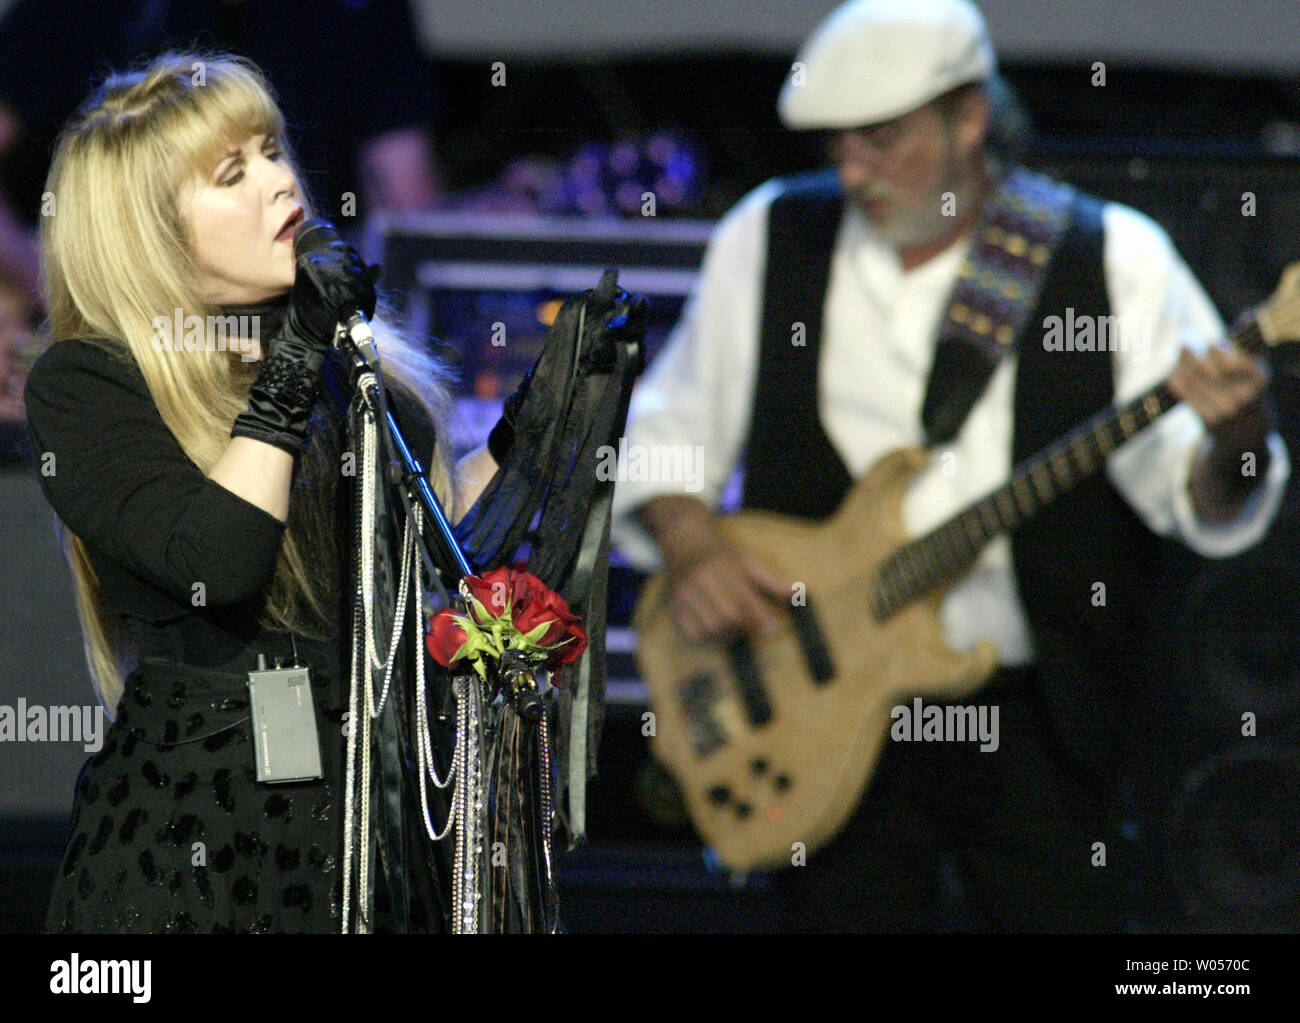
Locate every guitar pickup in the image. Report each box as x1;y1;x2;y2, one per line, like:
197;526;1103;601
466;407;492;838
726;637;774;727
678;672;726;758
790;597;835;684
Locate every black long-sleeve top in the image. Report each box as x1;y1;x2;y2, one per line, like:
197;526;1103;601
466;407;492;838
29;334;442;932
24;336;434;674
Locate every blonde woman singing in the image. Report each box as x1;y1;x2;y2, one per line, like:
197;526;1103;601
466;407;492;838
26;52;506;933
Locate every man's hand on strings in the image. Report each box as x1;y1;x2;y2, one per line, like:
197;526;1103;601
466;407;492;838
1169;344;1274;521
639;495;791;642
1168;344;1270;451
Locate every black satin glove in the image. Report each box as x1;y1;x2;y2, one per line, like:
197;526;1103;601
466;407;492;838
284;239;379;343
231;243;379;456
487;269;647;463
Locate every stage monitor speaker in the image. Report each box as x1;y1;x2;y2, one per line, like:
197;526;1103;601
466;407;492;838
1140;480;1300;932
0;466;95;826
1033;150;1300;323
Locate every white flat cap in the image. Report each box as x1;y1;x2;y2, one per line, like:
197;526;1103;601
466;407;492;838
778;0;996;130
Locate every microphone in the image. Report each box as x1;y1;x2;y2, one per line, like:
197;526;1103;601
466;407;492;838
293;217;381;371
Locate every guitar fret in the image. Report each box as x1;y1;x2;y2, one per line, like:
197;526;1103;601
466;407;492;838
995;488;1019;527
936;520;970;568
880;576;900;618
898;549;924;602
1030;463;1054;502
1048;452;1072;489
935;530;966;582
958;516;983;555
978;499;999;536
875;370;1206;623
914;542;939;593
919;543;940;587
932;541;954;585
1089;432;1107;463
880;563;902;612
880;558;903;614
1068;440;1096;475
1012;476;1035;516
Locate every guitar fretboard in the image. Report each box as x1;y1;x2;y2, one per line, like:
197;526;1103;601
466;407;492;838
870;317;1267;621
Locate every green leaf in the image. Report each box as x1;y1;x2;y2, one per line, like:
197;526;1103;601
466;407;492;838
466;593;497;627
448;614;482;644
521;621;553;646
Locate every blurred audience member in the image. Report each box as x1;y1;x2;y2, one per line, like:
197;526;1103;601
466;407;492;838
0;274;32;420
0;273;34;462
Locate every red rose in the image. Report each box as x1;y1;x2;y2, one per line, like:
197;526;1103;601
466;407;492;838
461;564;544;624
513;585;580;647
513;584;588;669
425;609;469;667
446;564;589;683
550;622;588;666
459;570;503;625
503;564;543;607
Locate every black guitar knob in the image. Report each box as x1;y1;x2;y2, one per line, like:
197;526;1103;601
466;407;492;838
750;758;769;775
707;785;731;805
735;802;753;819
773;773;791;792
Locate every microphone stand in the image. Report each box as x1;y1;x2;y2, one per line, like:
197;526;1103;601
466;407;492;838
336;331;506;935
339;340;473;589
331;267;645;933
295;217;472;587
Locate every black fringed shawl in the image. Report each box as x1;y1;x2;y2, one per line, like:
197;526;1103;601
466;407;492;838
453;269;646;844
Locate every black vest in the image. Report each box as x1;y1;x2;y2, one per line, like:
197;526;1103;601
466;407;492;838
742;172;1158;775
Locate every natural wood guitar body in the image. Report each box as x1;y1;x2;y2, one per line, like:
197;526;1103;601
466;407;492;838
633;447;998;872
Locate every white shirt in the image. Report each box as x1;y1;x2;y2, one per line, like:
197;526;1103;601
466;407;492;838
610;179;1291;665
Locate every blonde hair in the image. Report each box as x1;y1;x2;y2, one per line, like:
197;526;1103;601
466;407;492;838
40;52;456;710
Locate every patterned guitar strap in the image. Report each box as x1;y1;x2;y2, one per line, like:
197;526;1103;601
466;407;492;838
920;168;1077;446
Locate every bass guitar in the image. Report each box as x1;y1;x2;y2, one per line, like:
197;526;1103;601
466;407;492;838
633;265;1300;871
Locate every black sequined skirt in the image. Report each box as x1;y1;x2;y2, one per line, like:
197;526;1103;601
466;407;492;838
44;658;345;933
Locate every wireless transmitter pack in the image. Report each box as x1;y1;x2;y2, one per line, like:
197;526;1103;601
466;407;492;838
247;653;324;784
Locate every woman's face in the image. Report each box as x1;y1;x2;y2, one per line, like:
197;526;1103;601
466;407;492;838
179;132;306;305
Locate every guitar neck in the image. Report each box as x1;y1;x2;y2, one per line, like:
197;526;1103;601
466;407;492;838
871;316;1268;620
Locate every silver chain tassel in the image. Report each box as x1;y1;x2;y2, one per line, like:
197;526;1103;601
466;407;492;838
341;380;381;932
342;376;420;933
450;674;485;933
341;374;490;932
